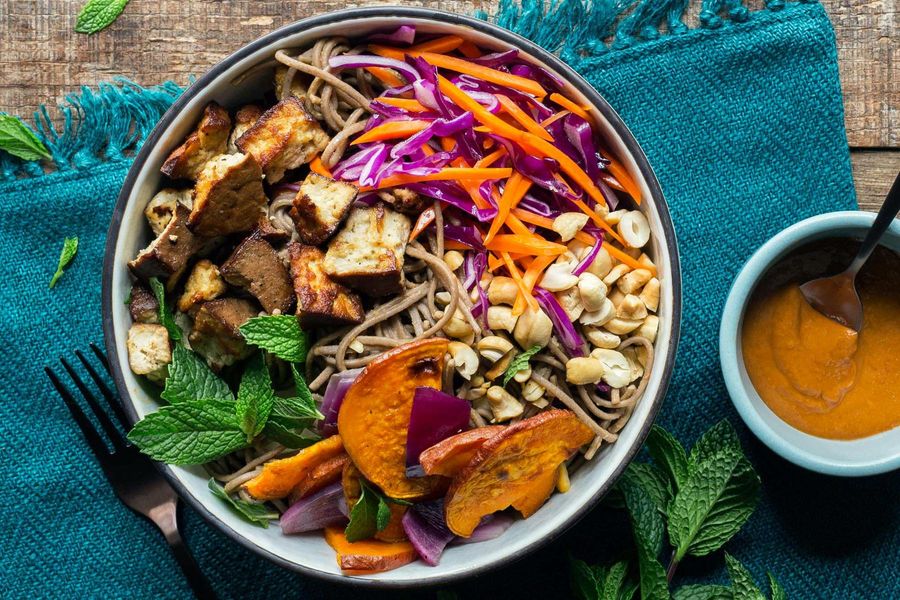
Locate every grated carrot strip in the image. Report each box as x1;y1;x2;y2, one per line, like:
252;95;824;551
549;93;591;121
501;252;539;311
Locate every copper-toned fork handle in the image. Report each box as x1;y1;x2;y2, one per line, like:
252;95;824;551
151;501;218;600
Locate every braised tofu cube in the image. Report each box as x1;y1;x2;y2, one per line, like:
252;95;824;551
255;214;291;245
189;152;267;237
235;97;329;184
177;259;227;315
288;243;364;327
290;173;358;245
144;188;192;236
383;187;429;215
324;204;411;297
127;323;172;383
128;204;204;283
220;235;294;315
160;103;231;181
227;105;262;154
129;283;159;324
189;298;258;369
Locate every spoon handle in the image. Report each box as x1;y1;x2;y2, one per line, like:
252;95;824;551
849;171;900;274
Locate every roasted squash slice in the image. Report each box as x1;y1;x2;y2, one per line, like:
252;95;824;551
324;526;417;574
419;426;504;477
243;435;344;501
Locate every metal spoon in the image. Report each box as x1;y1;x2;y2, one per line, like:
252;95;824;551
800;171;900;331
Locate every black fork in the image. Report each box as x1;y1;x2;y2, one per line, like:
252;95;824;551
45;344;217;600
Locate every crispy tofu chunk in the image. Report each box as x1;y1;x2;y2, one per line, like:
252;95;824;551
129;283;159;324
177;259;227;315
382;187;429;215
288;243;364;327
127;323;172;383
274;65;307;101
324;203;411;296
160;103;231;180
290;173;358;245
220;235;294;315
236;97;329;184
144;188;193;236
255;214;291;245
189;152;267;237
129;204;205;282
189;298;258;369
227;105;262;154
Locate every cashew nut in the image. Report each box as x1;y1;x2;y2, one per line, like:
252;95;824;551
603;263;632;287
523;378;546;403
443;250;464;271
591;348;631;388
513;306;553;349
617;268;653;295
566;356;605;385
617;294;648;320
448;341;479;380
577;272;608;312
539;262;579;292
487;305;519;333
603;317;643;335
584;327;621;349
486;386;525;422
579;297;615;326
476;335;514;362
552;212;589;242
640;278;660;313
617;210;650;248
488;276;518;306
443;308;474;341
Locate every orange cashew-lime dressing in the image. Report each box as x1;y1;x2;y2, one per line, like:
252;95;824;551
741;242;900;439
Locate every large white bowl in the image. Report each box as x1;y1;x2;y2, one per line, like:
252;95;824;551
102;7;682;587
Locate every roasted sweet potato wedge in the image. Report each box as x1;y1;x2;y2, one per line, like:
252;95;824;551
337;339;449;500
444;410;593;537
243;435;344;501
375;503;408;543
419;426;505;478
289;453;350;504
324;526;417;574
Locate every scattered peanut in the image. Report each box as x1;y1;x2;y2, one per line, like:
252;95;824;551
566;356;606;385
443;309;474;341
603;317;643;335
605;209;628;225
591;348;631;388
584;327;621;349
579;297;615;326
476;336;515;362
577;272;608;312
552;212;589;242
555;287;584;322
522;379;545;403
617;268;653;295
586;246;613;279
539;262;579;292
637;315;659;343
640;278;660;312
603;263;632;286
513;306;553;349
616;294;648;320
488;276;518;306
443;250;464;271
617;211;650;248
487;305;519;333
448;341;479;380
486;386;524;422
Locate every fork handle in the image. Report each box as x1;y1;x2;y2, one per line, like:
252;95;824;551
155;502;218;600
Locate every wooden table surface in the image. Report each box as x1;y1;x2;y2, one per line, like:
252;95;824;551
1;0;896;209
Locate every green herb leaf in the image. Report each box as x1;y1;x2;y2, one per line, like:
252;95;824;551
502;344;542;387
647;425;690;492
570;557;605;600
0;114;51;161
49;237;78;288
262;418;320;449
208;478;277;528
127;400;246;464
668;444;760;561
161;345;233;405
345;480;381;542
266;365;323;422
767;573;786;600
601;561;632;600
689;420;741;469
75;0;130;34
148;277;182;341
725;553;766;600
622;462;671;517
235;354;275;440
672;584;734;600
375;493;392;531
619;475;668;600
239;315;308;363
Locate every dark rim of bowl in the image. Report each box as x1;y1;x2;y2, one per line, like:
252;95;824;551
102;6;682;589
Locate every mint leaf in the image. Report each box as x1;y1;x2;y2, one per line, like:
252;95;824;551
208;478;277;527
623;462;671;517
375;493;392;531
647;425;689;491
689;420;740;469
601;561;632;600
570;557;605;600
49;237;78;288
345;480;380;542
725;554;765;600
263;418;320;449
672;584;733;600
239;315;307;363
75;0;130;34
235;354;275;440
127;400;246;464
268;365;323;422
0;114;51;161
619;475;668;600
148;277;182;342
767;573;786;600
161;345;233;404
502;344;541;387
668;444;760;561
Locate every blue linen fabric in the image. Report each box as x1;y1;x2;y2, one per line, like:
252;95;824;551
1;2;896;598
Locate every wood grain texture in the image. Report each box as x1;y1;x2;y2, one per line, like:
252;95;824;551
852;150;900;210
0;0;896;208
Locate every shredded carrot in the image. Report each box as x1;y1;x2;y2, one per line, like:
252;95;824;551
486;234;567;256
504;212;535;238
569;196;627;245
497;95;553;142
475;148;506;168
443;240;471;251
501;252;539;311
458;41;482;58
309;156;332;178
440;136;456;152
409;207;436;242
420;143;436;156
365;66;407;88
409;35;464;54
376;97;430;112
510;203;625;247
600;151;642;204
352;120;431;145
540;110;571;128
368;167;512;191
485;172;532;244
514;254;557;315
488;251;528;272
549;93;591;121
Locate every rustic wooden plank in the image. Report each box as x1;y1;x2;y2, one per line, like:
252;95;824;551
851;149;900;211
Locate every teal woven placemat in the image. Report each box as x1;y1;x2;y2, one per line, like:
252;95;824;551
2;1;897;597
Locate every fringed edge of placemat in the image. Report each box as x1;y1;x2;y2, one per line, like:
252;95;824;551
1;0;819;184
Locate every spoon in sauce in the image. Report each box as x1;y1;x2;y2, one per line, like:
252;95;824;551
800;172;900;331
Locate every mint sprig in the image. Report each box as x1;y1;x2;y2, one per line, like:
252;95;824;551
571;558;636;600
502;344;541;387
161;345;233;404
235;354;275;440
75;0;130;34
345;480;401;542
49;236;78;288
148;277;182;341
239;315;308;363
262;419;320;449
0;114;51;161
208;479;278;528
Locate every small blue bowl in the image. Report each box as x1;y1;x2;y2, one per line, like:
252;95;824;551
720;211;900;476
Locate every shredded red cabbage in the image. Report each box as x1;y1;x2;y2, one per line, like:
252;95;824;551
328;54;420;83
572;236;603;276
443;224;485;251
533;286;586;357
390;112;474;158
